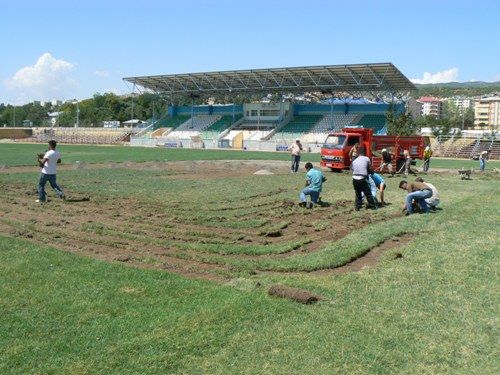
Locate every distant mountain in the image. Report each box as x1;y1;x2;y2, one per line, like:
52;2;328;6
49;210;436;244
415;81;500;88
413;81;500;97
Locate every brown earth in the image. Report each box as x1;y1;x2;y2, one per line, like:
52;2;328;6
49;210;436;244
0;161;413;282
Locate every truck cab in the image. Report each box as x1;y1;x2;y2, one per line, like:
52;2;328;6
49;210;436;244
320;128;373;171
320;127;424;172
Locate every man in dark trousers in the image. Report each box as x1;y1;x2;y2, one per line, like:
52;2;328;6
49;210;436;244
36;140;65;204
288;138;303;173
351;148;376;211
379;148;394;176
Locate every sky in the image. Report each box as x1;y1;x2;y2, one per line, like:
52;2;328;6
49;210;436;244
1;0;499;104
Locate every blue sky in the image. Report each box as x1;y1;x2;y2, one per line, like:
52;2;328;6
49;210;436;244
1;0;499;104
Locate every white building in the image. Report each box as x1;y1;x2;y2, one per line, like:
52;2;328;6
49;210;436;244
416;97;443;118
449;96;473;113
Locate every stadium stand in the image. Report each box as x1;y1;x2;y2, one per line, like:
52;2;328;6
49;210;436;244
154;115;191;129
21;128;130;144
271;115;322;140
432;135;500;160
168;115;222;138
201;115;241;139
308;114;360;133
353;114;386;134
151;127;172;137
490;141;500;159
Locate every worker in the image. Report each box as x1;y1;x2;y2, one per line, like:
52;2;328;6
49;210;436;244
370;172;387;205
299;162;325;209
422;146;433;173
288;138;303;173
479;150;489;172
415;177;440;210
398;180;433;215
379;148;394;176
349;142;360;161
403;149;412;176
351;148;376;211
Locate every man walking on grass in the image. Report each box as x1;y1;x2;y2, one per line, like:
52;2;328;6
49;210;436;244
37;140;65;204
422;146;432;173
288;138;303;173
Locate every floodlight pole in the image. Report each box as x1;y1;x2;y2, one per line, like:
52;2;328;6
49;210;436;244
131;83;135;124
330;99;333;128
76;100;80;128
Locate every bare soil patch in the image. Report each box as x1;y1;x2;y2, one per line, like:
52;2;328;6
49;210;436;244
0;160;404;282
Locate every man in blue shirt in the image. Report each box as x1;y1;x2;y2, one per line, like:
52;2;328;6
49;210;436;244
370;172;386;205
299;162;325;209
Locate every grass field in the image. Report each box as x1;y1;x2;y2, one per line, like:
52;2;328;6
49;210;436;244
0;143;498;374
1;143;499;170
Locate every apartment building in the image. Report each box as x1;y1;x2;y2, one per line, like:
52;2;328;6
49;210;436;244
449;96;473;113
416;97;443;118
474;96;500;130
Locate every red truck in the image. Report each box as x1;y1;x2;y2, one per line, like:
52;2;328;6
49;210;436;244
320;127;425;172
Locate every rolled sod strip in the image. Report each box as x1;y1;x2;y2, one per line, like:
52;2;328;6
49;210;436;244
268;284;322;304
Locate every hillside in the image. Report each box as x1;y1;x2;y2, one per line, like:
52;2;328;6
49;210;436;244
414;81;500;98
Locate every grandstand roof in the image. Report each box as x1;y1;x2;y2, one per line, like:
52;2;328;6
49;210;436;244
123;63;415;96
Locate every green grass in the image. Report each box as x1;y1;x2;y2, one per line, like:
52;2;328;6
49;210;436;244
0;143;317;167
0;143;498;374
416;157;499;170
1;143;498;170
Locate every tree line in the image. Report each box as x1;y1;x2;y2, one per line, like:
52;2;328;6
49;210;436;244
0;86;495;130
0;93;172;127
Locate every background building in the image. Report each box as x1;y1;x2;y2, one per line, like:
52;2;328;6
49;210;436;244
474;96;500;130
416;97;442;118
449;96;473;113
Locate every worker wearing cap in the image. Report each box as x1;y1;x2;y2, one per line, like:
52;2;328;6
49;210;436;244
379;148;394;176
423;146;432;173
288;138;303;173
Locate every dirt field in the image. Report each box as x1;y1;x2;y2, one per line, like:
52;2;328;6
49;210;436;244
0;160;411;282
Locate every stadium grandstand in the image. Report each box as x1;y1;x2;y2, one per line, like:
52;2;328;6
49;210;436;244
123;63;415;151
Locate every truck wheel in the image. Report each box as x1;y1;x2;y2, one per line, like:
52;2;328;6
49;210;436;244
330;168;342;173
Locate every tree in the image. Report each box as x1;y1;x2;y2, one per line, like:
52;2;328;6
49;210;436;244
386;105;418;136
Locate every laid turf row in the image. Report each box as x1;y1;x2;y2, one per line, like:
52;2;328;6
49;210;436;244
149;192;467;272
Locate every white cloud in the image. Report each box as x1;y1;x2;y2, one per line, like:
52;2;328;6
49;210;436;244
410;68;459;84
94;70;109;77
4;53;76;102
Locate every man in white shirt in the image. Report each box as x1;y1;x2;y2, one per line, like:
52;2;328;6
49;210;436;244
288;139;303;173
37;140;65;204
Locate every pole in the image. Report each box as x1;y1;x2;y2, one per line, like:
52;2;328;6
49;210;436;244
13;106;16;127
76;100;80;128
330;99;333;129
131;83;135;125
461;107;465;131
191;98;194;128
